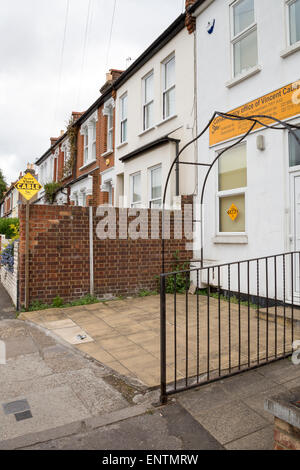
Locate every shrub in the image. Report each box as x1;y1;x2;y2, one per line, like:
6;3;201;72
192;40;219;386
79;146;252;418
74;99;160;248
161;251;191;294
0;218;19;239
1;242;15;272
44;182;62;204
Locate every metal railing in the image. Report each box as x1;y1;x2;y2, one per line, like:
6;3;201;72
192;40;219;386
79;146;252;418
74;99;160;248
160;252;300;403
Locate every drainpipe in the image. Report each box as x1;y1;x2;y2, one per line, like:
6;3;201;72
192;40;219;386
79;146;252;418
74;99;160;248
175;141;180;196
89;206;94;296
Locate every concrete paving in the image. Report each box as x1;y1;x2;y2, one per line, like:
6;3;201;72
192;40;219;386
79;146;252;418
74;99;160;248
20;294;292;388
0;319;151;448
0;282;16;320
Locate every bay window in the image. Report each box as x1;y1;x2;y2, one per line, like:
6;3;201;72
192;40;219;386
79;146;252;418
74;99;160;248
162;54;175;120
218;144;247;233
231;0;258;77
107;107;113;151
143;71;154;130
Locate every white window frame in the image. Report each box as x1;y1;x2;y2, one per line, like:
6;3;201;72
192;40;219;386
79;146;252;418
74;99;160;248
216;143;248;235
120;93;128;144
142;71;154;131
130;171;142;208
149;164;162;208
83;126;89;164
286;0;300;46
162;54;176;120
92;120;97;160
107;107;114;152
230;0;258;78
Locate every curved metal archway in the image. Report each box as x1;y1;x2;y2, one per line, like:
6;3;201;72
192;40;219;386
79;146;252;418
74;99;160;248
161;112;300;272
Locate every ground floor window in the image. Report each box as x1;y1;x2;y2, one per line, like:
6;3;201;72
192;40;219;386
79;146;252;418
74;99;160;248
217;143;247;233
149;165;162;208
131;172;142;208
289;129;300;167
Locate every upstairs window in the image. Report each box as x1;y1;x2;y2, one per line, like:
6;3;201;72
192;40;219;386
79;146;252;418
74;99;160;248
120;93;128;144
231;0;258;77
107;107;113;151
92;121;96;160
149;165;162;208
83;127;89;164
162;55;175;119
288;0;300;45
218;144;247;233
131;172;141;208
143;72;154;130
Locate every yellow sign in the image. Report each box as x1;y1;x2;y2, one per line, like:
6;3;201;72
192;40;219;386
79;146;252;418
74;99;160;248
227;204;239;222
15;173;42;201
210;81;300;146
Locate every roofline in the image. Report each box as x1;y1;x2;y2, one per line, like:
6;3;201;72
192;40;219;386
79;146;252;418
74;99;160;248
35;12;187;167
119;136;180;163
188;0;211;15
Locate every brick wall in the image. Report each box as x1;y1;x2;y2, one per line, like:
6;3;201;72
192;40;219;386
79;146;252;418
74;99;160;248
18;196;193;306
274;417;300;450
1;241;19;306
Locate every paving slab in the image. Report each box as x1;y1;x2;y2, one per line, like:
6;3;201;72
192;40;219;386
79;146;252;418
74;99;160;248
23;404;224;451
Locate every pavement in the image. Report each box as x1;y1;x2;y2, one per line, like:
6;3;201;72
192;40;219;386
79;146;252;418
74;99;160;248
0;282;16;320
1;288;300;450
20;294;292;388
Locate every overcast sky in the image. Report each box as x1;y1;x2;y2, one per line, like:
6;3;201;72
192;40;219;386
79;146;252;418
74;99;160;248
0;0;185;185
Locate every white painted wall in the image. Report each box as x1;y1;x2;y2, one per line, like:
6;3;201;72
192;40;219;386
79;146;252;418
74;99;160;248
114;27;197;208
194;0;300;269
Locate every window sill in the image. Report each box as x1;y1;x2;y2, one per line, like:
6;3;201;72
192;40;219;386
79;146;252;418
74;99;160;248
79;159;97;171
138;126;155;137
281;41;300;58
117;141;128;150
213;235;248;245
226;65;262;89
156;114;177;127
101;150;113;158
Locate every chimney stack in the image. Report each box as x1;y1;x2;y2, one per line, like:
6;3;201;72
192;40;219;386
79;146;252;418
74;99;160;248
99;69;124;94
185;0;197;34
50;137;59;147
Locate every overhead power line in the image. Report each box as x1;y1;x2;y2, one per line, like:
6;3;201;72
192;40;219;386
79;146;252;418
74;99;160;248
105;0;117;71
53;0;70;126
77;0;93;109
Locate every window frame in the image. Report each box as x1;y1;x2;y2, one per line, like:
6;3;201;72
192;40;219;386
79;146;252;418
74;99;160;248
130;171;142;208
142;70;154;131
120;93;128;144
83;126;89;164
107;106;114;152
230;0;258;78
92;120;97;160
149;164;162;208
162;54;176;120
216;143;248;235
286;0;300;47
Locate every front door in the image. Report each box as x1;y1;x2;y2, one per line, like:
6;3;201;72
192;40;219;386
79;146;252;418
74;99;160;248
290;171;300;302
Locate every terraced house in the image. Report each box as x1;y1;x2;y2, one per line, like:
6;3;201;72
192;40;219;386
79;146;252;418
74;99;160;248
34;0;199;211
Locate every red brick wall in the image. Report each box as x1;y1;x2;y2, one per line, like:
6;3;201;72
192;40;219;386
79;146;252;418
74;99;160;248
274;417;300;450
18;196;193;305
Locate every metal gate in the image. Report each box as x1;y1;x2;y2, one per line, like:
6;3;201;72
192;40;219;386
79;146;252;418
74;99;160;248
160;252;300;403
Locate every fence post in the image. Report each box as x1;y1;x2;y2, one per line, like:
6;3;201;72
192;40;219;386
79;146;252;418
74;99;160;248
160;275;167;405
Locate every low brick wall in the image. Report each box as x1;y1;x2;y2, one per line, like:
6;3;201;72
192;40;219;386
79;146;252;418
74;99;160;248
18;198;193;306
274;417;300;450
0;241;19;306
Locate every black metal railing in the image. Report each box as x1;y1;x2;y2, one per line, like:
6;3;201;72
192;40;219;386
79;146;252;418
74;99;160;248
160;252;300;403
